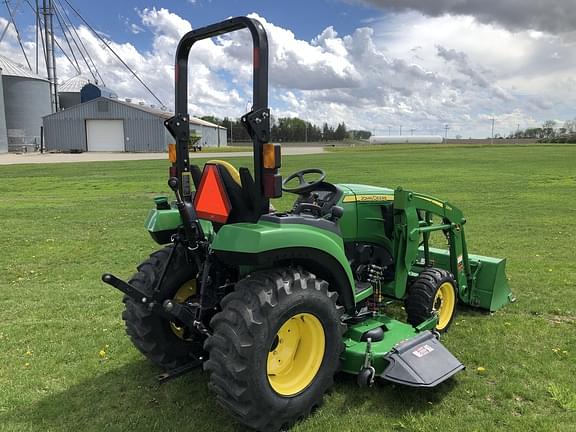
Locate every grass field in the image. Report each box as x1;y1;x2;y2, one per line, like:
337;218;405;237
0;144;575;431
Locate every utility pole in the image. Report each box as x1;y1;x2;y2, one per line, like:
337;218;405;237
444;124;450;139
305;122;308;144
399;125;402;136
43;0;58;112
491;117;495;145
516;123;520;145
35;0;39;74
410;128;415;136
388;126;391;136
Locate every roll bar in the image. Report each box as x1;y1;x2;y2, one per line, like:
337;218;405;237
165;16;271;212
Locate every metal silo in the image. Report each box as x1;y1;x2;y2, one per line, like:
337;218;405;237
0;67;8;153
0;55;52;151
59;75;92;109
80;83;117;103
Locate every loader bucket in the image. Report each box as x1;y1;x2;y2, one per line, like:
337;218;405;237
467;252;514;312
423;248;514;312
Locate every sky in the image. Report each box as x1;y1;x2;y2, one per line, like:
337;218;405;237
1;0;575;138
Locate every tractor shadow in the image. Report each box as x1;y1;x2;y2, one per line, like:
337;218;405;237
332;372;458;417
3;360;248;432
5;352;461;432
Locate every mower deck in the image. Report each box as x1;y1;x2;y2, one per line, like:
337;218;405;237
341;313;463;387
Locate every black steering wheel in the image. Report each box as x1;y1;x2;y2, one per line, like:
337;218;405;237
282;168;326;194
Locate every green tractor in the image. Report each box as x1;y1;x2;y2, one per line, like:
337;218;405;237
103;17;514;432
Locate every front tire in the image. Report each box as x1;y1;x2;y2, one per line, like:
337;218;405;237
204;268;344;431
122;246;205;370
405;267;458;332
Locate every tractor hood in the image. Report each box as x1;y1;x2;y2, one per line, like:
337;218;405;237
337;184;395;203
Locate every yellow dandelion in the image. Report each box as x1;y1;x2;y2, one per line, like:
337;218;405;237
477;366;486;373
98;350;107;358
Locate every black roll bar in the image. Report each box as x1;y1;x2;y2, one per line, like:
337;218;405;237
166;16;270;212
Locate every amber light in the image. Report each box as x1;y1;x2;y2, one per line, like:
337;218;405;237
168;143;177;163
263;143;281;169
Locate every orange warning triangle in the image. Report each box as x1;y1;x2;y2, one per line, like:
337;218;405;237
193;164;231;224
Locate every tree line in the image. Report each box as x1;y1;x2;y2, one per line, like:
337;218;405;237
507;119;576;143
200;115;371;143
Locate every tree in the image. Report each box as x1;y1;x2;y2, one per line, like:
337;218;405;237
542;120;556;139
334;123;347;140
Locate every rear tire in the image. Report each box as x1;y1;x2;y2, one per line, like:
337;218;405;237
122;246;205;370
204;268;345;432
405;268;457;332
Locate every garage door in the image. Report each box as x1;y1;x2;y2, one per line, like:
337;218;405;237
86;120;124;151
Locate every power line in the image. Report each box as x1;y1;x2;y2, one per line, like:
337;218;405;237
61;0;164;106
51;0;80;74
3;0;32;70
54;0;102;83
24;0;81;76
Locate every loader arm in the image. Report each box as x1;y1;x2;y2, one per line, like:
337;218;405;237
388;188;512;311
391;188;471;297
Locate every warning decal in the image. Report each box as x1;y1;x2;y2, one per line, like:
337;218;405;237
457;255;464;271
412;344;435;358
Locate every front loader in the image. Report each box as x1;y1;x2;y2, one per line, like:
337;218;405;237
102;16;514;432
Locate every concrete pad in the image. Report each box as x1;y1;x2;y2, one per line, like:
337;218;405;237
0;147;324;165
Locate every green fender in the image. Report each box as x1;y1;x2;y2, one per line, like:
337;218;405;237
211;221;357;312
145;207;214;244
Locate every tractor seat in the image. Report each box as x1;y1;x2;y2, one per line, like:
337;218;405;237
207;159;241;186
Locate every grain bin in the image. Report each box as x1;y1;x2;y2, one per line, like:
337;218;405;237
0;55;52;151
59;75;92;109
80;83;117;103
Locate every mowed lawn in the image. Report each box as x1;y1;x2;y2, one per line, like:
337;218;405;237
0;144;575;432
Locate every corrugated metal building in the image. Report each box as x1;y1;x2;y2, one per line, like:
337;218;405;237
0;55;52;151
0;67;8;153
43;96;227;152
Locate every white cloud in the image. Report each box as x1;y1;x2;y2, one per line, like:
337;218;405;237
1;9;575;137
357;0;576;35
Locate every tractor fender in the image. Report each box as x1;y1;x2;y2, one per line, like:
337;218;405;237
145;207;214;245
211;221;357;312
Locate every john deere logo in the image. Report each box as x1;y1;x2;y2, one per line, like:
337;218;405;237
343;194;394;202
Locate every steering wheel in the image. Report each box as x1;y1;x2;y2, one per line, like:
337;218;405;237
282;168;326;194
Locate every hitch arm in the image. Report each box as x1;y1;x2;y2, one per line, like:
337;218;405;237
102;273;148;303
101;273;173;321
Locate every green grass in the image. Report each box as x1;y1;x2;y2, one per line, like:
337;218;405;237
1;144;575;431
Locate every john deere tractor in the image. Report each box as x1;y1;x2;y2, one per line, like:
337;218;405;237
103;17;514;431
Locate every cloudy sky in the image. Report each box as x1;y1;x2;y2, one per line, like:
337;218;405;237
1;0;575;137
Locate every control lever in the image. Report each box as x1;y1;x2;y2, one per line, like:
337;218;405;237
327;205;344;222
168;177;204;243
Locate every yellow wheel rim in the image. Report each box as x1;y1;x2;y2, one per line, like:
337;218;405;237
267;313;325;396
434;282;456;331
169;280;197;339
